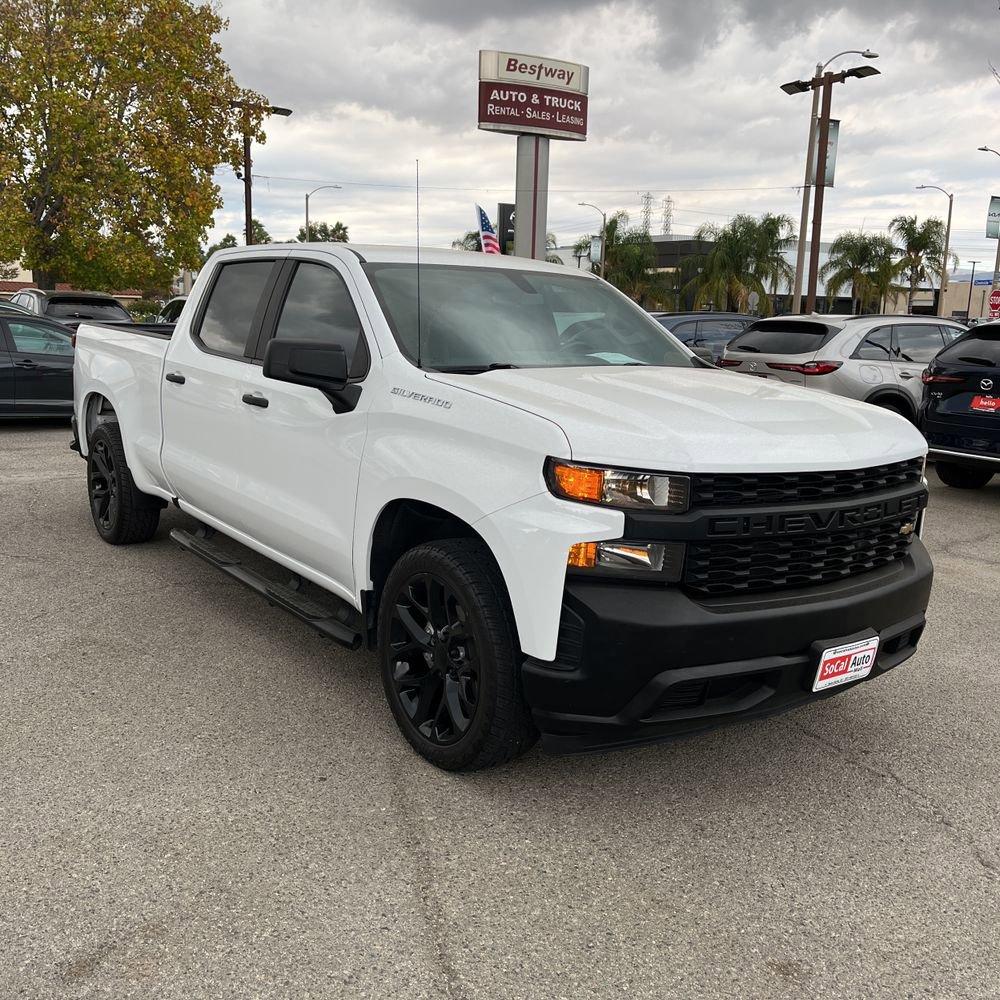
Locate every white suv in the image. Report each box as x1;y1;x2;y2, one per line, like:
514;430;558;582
721;315;966;421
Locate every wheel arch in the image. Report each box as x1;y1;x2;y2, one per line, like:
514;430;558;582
82;391;119;450
864;387;916;421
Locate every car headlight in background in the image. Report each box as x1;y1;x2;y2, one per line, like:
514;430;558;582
546;459;690;512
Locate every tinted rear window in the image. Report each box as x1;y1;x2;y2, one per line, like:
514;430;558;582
937;328;1000;367
46;297;131;321
726;321;839;355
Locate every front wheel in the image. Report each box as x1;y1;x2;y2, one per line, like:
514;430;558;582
377;538;537;771
87;422;162;544
934;461;995;490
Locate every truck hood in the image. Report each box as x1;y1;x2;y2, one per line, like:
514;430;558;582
428;366;926;472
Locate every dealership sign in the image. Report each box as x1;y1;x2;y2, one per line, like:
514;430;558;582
478;50;589;141
987;195;1000;239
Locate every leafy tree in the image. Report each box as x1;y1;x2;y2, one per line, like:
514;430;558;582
452;231;481;252
820;231;898;314
203;219;270;261
0;0;268;290
296;220;349;243
572;235;596;271
888;214;956;313
601;211;673;307
685;213;795;315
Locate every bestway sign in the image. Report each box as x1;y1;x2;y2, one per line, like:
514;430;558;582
479;50;589;141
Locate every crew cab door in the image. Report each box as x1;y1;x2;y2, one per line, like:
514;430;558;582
236;255;374;596
160;253;287;534
2;318;75;415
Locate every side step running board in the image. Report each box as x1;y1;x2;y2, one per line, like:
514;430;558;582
170;528;363;650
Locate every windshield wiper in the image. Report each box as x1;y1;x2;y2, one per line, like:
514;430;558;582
734;345;760;353
433;363;521;374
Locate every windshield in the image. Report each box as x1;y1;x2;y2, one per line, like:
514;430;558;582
364;263;694;371
45;297;131;322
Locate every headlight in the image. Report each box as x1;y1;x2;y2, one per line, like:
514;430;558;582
567;540;685;581
546;459;690;512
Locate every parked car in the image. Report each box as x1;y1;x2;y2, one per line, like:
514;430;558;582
0;315;74;417
9;289;133;329
73;246;932;771
921;322;1000;488
650;311;754;361
155;295;187;324
720;314;966;421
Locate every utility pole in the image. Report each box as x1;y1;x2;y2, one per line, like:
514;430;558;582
792;63;822;313
229;100;293;246
805;74;834;314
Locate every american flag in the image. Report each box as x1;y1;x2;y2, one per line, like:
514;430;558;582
476;204;502;254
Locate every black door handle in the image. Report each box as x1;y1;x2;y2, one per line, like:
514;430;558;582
242;393;268;408
165;372;185;384
15;359;38;368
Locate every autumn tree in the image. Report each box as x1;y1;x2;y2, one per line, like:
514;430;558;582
0;0;269;290
296;220;349;243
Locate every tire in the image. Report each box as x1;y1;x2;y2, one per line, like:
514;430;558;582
934;461;995;490
872;397;912;421
377;538;537;771
87;421;162;544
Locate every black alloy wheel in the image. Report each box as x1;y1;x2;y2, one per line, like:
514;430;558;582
377;538;537;771
387;572;480;746
89;437;119;532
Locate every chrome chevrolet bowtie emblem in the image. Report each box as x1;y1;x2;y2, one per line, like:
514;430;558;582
982;378;994;392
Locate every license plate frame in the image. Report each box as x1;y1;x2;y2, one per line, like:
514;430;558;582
813;634;880;693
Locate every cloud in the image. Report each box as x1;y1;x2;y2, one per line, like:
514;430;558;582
211;0;1000;262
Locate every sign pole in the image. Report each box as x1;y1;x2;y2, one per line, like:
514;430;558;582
514;135;549;259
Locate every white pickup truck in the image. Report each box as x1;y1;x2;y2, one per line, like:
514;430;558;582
73;244;933;770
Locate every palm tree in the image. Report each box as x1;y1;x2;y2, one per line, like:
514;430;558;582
685;213;795;315
819;231;898;314
888;214;956;313
600;211;673;307
451;231;482;252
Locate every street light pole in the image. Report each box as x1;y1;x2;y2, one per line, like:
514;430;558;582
979;146;1000;288
304;185;343;241
967;261;980;319
578;202;607;277
805;74;834;314
916;185;954;317
230;100;293;245
789;49;877;313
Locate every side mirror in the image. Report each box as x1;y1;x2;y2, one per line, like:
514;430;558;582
263;338;349;391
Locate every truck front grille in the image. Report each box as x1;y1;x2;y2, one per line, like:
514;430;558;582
690;458;924;509
683;517;914;596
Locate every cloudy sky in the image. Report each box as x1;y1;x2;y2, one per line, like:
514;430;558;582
212;0;1000;271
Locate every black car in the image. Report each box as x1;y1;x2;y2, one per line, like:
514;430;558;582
8;288;133;329
921;322;1000;489
0;315;74;418
650;311;755;360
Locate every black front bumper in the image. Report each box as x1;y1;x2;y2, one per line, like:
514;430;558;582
523;540;933;754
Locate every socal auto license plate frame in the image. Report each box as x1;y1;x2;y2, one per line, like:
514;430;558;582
811;633;880;693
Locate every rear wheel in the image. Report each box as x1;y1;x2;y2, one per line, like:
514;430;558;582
87;422;162;544
934;461;995;490
872;398;912;421
378;538;537;771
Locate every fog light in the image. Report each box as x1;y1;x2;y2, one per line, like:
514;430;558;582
567;540;685;581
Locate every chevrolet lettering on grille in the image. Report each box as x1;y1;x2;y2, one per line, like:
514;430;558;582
706;493;926;538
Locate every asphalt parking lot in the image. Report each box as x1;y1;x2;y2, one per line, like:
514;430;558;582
2;422;999;1000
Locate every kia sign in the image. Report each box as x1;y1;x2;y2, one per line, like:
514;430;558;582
479;50;589;141
987;195;1000;239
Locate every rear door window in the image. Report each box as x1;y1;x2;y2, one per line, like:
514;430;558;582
893;324;947;363
855;326;894;361
269;261;370;378
937;329;1000;366
196;260;276;358
727;321;838;355
695;318;747;351
7;320;74;356
666;320;698;343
